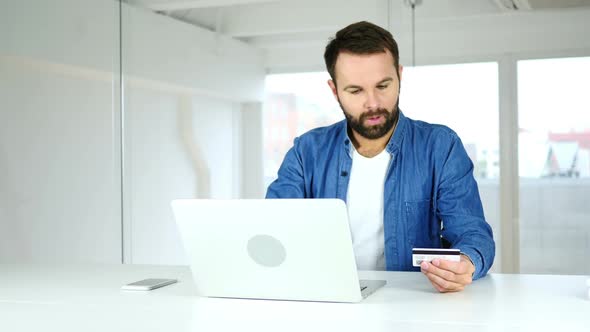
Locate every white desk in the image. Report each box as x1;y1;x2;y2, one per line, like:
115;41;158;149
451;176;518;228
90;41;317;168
1;264;588;332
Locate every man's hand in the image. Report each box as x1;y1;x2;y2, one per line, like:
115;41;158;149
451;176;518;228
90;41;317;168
420;254;475;293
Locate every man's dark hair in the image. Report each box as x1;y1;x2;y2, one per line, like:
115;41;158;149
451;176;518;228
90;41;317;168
324;21;400;83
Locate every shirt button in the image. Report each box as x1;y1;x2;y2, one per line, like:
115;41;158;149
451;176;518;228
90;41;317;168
341;171;348;177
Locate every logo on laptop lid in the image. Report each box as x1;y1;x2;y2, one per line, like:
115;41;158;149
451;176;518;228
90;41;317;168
247;234;286;267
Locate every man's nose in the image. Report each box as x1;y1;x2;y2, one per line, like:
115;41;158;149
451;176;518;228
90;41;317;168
364;91;380;110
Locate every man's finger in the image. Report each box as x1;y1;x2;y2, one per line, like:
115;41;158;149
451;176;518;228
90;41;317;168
424;272;464;292
422;261;472;286
432;258;466;274
421;261;456;282
430;279;444;293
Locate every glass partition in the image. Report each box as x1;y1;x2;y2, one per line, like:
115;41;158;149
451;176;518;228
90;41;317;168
0;0;121;263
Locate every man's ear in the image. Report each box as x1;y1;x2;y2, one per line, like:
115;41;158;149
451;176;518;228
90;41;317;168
398;65;403;82
327;79;338;100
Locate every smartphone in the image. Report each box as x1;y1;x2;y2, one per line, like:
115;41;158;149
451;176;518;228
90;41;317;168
121;278;177;291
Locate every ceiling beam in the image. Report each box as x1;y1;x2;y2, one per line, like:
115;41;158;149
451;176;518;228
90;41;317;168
220;0;393;37
136;0;280;11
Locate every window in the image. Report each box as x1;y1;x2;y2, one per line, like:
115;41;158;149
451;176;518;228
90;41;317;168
263;72;343;188
400;62;500;179
518;56;590;274
400;62;500;271
263;64;501;273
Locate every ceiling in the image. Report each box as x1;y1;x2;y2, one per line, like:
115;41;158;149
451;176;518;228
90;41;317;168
124;0;590;51
122;0;590;72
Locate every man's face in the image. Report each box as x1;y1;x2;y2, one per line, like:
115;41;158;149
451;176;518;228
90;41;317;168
328;50;402;140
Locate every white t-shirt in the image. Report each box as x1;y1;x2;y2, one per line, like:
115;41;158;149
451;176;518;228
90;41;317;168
346;147;391;271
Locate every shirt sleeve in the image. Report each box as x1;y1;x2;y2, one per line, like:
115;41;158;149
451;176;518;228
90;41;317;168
265;137;307;198
436;132;496;280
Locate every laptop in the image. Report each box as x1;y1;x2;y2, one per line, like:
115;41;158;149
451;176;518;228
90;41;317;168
171;198;386;303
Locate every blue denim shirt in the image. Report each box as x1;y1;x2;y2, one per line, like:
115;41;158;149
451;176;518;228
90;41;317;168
266;111;495;280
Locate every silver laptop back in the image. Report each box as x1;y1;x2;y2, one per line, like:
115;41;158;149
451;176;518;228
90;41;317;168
172;199;384;302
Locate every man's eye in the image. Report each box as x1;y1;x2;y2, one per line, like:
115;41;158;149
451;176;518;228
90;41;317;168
377;85;389;90
349;90;361;95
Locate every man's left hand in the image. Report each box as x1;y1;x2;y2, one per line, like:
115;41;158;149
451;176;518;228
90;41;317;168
420;254;475;293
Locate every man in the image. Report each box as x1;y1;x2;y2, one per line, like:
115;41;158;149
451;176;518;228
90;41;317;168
266;21;495;292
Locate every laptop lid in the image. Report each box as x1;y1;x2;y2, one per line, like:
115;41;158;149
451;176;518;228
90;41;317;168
171;198;365;302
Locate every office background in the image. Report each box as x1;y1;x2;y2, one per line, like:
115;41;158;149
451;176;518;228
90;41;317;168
1;0;589;275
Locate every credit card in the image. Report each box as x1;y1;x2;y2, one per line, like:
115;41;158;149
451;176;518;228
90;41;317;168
412;248;461;267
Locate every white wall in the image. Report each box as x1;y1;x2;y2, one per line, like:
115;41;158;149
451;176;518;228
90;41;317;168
0;0;121;263
0;0;266;264
240;102;265;199
120;2;265;264
0;60;122;263
125;88;244;264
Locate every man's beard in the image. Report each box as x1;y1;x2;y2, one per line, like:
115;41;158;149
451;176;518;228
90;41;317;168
339;99;400;140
